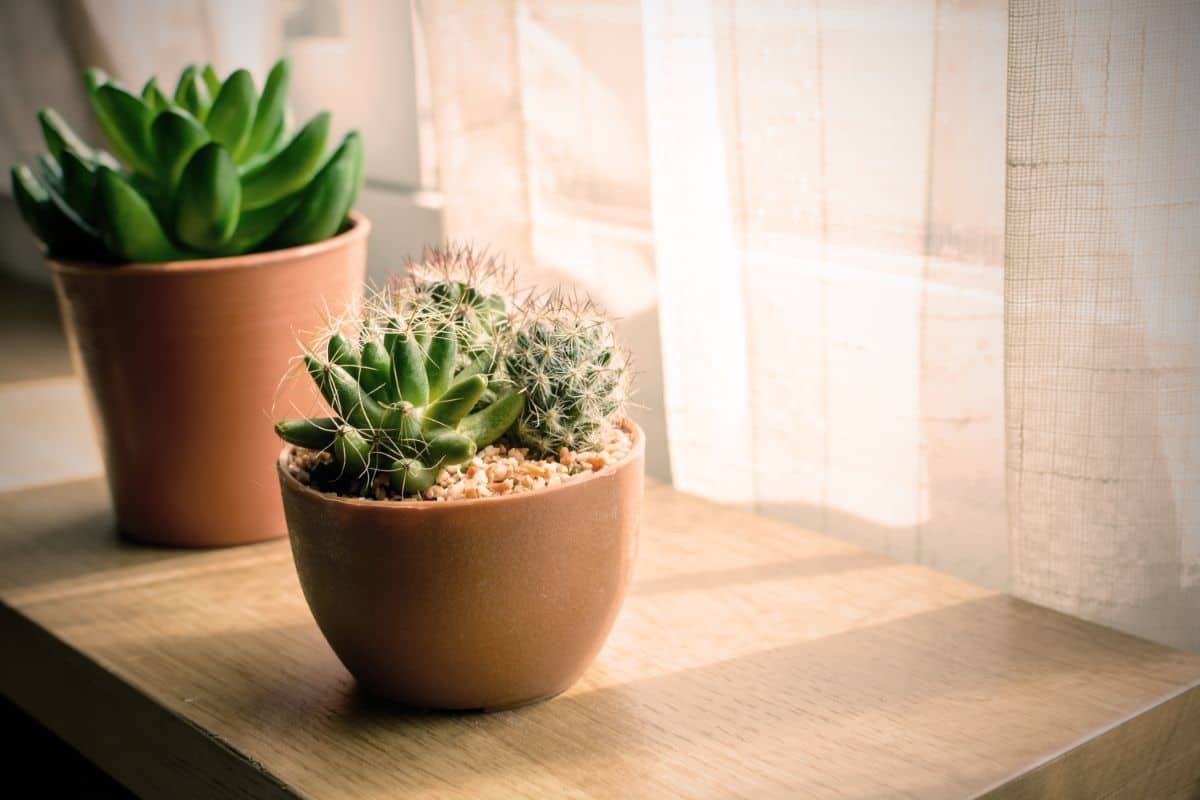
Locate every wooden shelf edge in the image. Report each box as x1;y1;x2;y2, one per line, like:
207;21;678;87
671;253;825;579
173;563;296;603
0;602;299;800
975;678;1200;799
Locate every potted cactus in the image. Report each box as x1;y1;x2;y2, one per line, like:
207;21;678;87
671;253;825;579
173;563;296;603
8;60;368;547
274;248;644;710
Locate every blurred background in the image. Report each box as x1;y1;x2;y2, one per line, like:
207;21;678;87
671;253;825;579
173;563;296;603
1;0;1196;655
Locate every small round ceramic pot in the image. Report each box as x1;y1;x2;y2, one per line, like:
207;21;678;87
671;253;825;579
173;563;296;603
48;213;369;547
277;423;644;710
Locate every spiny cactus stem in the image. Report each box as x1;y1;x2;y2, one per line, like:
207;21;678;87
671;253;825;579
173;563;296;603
389;457;439;495
390;332;429;406
422;374;486;434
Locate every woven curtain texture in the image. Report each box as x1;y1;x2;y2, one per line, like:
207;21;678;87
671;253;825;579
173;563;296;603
1007;0;1200;651
419;0;1010;589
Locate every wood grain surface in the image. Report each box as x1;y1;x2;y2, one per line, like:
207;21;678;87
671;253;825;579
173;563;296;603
1;380;1199;799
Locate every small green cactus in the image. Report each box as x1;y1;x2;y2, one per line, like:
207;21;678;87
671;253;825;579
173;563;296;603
502;293;629;455
275;283;524;497
393;246;512;375
10;59;363;263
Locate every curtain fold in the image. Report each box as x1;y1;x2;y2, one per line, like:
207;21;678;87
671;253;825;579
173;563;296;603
1006;0;1200;652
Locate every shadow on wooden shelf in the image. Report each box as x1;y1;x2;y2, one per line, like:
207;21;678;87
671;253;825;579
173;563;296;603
99;581;1200;798
0;479;196;593
2;461;1199;796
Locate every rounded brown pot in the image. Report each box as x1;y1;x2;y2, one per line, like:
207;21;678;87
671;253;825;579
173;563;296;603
277;424;645;710
49;213;369;547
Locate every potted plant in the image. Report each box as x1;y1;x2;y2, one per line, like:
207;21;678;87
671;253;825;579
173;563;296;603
8;60;368;547
274;248;644;710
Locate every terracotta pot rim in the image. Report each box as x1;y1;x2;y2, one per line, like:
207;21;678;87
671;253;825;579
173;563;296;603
277;420;645;512
45;211;371;276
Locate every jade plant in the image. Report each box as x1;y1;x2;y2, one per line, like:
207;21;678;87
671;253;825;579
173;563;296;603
10;59;363;263
276;247;632;498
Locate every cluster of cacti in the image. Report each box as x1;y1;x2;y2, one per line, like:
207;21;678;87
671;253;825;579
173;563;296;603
276;248;631;498
504;293;629;455
275;279;525;496
10;59;362;263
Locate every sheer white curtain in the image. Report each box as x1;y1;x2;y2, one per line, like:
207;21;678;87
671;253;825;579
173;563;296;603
1007;0;1200;652
419;0;1200;651
418;0;1009;587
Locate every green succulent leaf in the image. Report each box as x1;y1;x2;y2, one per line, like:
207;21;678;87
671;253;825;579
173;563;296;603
264;129;362;248
37;108;92;162
58;150;100;225
206;68;256;158
96;166;185;262
83;68;107;95
36;152;62;193
240;111;331;211
151;107;210;189
91;83;156;175
174;65;213;122
173;142;241;250
141;78;170;112
201;64;222;97
243;59;289;161
11;164;107;259
209;191;302;256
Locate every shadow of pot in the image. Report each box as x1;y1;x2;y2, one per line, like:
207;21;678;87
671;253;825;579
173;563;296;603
48;213;369;547
278;423;645;710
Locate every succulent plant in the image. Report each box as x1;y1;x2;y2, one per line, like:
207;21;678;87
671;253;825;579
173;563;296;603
9;59;363;263
503;293;629;455
275;284;525;497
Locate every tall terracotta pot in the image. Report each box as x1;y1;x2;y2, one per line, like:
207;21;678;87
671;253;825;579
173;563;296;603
49;213;369;547
278;423;645;710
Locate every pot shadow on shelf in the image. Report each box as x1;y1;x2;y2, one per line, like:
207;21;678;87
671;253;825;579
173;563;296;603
111;590;1193;799
0;477;202;594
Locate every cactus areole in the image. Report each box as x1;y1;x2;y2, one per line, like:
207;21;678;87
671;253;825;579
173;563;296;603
10;59;363;263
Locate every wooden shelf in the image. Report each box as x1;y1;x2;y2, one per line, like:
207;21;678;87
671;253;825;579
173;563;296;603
1;379;1198;798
